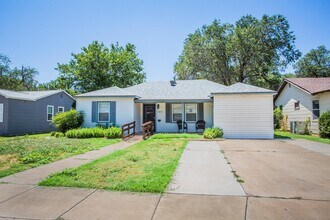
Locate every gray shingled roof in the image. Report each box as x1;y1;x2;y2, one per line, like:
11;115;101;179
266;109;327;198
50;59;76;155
75;86;138;97
75;80;275;100
125;80;227;101
211;83;276;94
0;89;68;101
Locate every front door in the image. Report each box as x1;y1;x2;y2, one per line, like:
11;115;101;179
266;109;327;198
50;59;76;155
143;104;156;131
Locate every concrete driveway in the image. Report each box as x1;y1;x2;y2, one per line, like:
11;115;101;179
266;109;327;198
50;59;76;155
0;139;329;219
220;139;330;219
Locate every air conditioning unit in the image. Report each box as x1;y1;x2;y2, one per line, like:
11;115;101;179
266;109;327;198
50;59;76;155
290;121;305;134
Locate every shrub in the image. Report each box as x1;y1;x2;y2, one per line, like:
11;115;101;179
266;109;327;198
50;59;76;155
50;131;56;136
273;107;283;129
104;127;122;139
54;132;65;138
280;115;289;131
52;109;84;133
203;127;223;139
319;111;330;139
65;127;121;139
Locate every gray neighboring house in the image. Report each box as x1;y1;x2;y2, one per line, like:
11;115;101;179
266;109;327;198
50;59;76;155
0;89;75;135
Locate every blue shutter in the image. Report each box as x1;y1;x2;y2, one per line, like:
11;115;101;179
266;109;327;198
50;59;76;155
92;102;98;123
198;103;204;120
110;101;116;125
166;103;172;123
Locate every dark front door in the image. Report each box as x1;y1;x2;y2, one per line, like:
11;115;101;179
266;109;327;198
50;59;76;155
143;104;156;131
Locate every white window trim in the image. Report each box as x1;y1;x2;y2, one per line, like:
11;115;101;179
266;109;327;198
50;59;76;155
185;103;198;122
172;104;182;122
47;105;54;122
294;101;300;110
58;106;65;113
312;100;320;120
98;102;110;122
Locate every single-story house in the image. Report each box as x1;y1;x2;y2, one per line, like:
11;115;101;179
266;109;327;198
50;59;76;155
274;77;330;134
0;89;75;135
76;79;276;139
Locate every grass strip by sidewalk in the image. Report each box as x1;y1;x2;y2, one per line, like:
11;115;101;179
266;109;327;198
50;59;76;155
39;138;188;193
0;133;120;178
274;130;330;145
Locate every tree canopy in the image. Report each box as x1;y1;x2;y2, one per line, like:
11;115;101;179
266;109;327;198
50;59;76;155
55;41;146;93
0;54;39;91
174;15;301;90
294;45;330;77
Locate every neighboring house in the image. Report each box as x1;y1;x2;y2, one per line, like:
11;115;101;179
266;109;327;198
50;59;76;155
76;79;276;139
0;89;75;135
274;78;330;134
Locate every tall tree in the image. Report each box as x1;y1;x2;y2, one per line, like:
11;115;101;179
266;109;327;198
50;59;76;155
294;45;330;77
0;54;11;76
56;41;145;93
0;53;39;91
174;15;301;90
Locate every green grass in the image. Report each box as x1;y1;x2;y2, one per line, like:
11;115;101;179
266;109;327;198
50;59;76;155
150;133;202;139
274;130;330;145
39;138;188;193
0;133;120;178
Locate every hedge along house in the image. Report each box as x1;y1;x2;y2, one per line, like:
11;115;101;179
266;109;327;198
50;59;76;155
0;89;75;135
75;79;276;139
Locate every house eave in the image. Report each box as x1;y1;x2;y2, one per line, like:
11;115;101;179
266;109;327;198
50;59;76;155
135;98;213;103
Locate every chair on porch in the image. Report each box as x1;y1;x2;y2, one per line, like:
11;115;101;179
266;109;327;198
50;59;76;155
195;120;206;132
177;120;188;132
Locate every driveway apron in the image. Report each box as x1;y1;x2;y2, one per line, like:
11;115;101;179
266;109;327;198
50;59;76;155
167;141;245;196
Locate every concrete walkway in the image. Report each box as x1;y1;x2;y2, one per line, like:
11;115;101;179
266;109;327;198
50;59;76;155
167;141;245;196
0;139;140;185
282;138;330;156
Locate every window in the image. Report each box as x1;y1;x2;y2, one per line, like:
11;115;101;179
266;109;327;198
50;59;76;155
172;104;182;122
185;104;197;122
312;100;320;119
294;101;300;110
98;102;110;122
58;106;64;113
47;105;54;121
0;103;3;123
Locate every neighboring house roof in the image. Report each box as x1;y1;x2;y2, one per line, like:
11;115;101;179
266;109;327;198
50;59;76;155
75;80;276;101
0;89;74;101
275;77;330;100
75;86;138;98
125;80;227;101
211;83;276;95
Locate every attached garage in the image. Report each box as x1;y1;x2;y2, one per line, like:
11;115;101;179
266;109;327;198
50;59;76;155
212;83;276;139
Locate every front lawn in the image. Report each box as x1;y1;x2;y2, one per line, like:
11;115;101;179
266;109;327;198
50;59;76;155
39;138;188;193
274;130;330;145
0;133;120;178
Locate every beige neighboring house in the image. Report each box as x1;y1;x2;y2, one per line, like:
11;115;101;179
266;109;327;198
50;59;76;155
274;78;330;134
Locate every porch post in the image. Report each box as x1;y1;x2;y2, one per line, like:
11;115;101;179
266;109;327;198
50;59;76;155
181;102;184;133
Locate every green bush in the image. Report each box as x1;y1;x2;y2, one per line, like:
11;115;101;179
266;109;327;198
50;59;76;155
54;132;65;138
65;127;121;139
319;111;330;139
50;131;56;136
104;127;122;139
52;109;84;133
203;127;223;139
274;107;283;129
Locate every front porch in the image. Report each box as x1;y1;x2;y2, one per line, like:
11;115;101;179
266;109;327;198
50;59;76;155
133;102;214;133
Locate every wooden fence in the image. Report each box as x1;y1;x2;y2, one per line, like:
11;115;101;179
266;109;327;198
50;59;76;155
121;121;136;140
141;121;154;140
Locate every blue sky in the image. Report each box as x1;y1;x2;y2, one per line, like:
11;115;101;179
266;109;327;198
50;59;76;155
0;0;329;83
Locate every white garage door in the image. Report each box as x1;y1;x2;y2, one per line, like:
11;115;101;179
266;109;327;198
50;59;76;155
213;94;274;139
